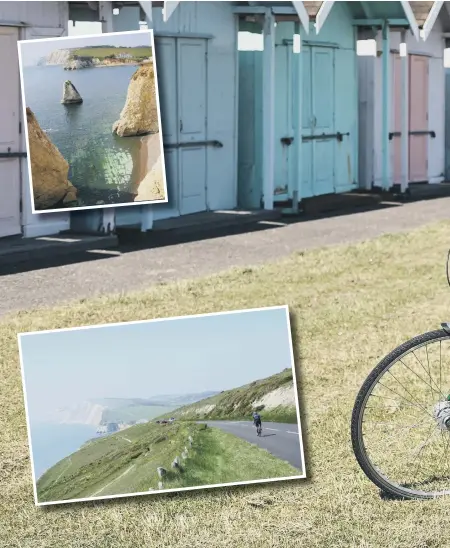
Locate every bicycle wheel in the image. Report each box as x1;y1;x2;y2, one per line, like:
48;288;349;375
351;328;450;500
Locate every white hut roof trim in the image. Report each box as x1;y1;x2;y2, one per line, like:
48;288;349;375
409;0;435;28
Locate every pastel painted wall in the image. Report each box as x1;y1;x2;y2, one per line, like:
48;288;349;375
238;0;358;208
360;17;445;189
0;1;71;238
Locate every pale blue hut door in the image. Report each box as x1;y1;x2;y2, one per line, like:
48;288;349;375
302;45;336;197
274;43;296;199
152;37;208;220
177;39;208;215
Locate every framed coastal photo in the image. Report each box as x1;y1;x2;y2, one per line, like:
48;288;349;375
18;306;306;507
17;29;168;213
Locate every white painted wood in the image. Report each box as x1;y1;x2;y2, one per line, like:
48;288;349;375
295;30;303;203
315;0;335;34
163;1;181;22
0;26;21;237
139;1;153;28
400;31;409;192
421;0;444;41
400;0;420;41
262;10;275;210
291;1;309;35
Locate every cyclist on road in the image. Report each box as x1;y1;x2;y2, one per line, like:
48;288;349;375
252;412;262;430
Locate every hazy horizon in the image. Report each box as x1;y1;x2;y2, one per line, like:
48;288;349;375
19;30;153;67
20;308;294;424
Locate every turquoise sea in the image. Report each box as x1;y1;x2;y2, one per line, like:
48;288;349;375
22;65;144;208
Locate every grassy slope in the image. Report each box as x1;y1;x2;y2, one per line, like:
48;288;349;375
168;368;298;424
37;422;298;503
3;221;450;546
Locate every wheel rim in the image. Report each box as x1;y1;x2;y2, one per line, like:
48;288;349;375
358;335;450;498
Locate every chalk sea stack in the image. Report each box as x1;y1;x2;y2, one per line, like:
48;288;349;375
61;80;83;105
112;64;159;137
26;107;78;209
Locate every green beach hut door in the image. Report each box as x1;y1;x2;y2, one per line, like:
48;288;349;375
301;45;336;198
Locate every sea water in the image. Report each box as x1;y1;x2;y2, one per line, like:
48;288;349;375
22;65;145;207
30;423;98;480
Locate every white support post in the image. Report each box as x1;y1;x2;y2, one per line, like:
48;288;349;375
139;1;154;231
381;22;391;191
294;27;303;209
400;31;409;193
99;2;116;233
99;1;114;33
262;9;275;210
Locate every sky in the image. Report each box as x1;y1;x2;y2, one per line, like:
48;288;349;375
20;307;294;423
20;29;152;67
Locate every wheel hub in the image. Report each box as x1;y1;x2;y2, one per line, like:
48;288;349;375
434;398;450;430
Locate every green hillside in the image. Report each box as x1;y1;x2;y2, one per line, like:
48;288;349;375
166;368;298;424
37;421;298;503
71;46;152;61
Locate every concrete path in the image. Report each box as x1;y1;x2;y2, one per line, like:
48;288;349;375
201;420;303;471
1;197;449;317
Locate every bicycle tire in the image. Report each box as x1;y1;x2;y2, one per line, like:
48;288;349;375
351;329;450;500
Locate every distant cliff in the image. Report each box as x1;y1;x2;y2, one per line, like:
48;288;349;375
54;401;106;426
46;49;71;65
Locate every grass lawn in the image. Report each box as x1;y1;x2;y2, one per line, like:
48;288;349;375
2;220;450;546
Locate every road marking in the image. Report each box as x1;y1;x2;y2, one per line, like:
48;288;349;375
265;428;279;432
286;431;299;435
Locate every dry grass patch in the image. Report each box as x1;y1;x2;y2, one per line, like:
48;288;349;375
2;221;450;546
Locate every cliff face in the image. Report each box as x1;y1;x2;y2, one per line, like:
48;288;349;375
54;401;106;426
64;58;98;71
46;49;71;65
26;107;78;209
112;64;159;137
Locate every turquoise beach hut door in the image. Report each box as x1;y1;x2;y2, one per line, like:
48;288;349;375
301;45;336;198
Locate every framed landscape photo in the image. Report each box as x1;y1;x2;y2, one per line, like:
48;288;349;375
17;29;168;213
18;306;306;506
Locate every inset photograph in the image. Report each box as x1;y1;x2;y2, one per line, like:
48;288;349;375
18;306;306;506
18;30;167;213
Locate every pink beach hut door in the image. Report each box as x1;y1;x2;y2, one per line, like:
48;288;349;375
409;55;429;183
391;53;402;185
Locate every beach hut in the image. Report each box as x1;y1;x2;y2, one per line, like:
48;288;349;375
358;0;448;192
71;0;241;235
0;0;240;240
237;1;425;213
0;1;72;239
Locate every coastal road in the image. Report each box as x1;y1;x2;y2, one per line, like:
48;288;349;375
199;421;303;471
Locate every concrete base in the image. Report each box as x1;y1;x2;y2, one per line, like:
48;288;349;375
0;232;118;266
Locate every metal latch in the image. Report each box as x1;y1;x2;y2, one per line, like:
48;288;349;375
280;137;294;146
164;140;223;150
